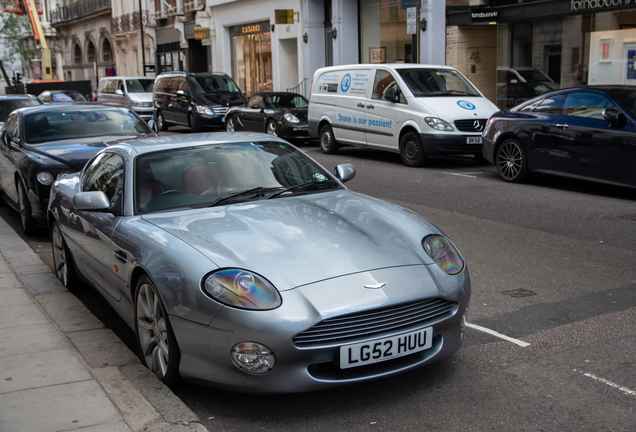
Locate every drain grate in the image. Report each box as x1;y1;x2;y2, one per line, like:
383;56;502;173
502;289;537;298
617;214;636;221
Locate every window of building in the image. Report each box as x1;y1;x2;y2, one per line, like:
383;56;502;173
360;0;412;64
74;44;82;64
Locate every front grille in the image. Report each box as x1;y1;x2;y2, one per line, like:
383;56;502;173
293;298;456;347
213;106;229;117
454;119;486;133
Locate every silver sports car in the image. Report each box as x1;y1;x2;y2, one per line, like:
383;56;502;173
47;132;470;393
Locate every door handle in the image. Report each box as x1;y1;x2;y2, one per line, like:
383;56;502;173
366;105;375;109
357;103;365;108
556;123;569;129
112;250;128;263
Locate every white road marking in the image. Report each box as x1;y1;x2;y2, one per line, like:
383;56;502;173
579;371;636;398
465;322;531;347
441;171;483;179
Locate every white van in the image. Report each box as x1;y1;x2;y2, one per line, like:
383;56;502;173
97;76;155;120
308;64;498;166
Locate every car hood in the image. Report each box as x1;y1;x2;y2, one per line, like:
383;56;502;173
416;96;498;121
26;134;146;170
196;93;247;107
127;93;153;103
141;190;439;291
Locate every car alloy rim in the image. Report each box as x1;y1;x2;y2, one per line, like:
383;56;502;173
157;113;163;130
51;225;68;286
267;121;277;136
498;141;523;180
321;130;331;150
18;183;27;229
227;117;234;132
136;282;170;379
405;139;419;161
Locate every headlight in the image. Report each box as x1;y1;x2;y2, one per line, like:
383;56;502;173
284;113;300;123
422;235;464;275
37;171;54;185
195;105;215;115
203;269;282;310
425;117;454;132
231;342;276;374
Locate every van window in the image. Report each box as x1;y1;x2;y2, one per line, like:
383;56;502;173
187;75;241;94
372;70;406;103
397;68;481;97
126;79;154;93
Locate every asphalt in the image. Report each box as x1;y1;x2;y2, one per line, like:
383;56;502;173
0;216;209;432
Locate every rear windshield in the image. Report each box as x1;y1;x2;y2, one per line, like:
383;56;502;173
0;98;40;122
126;79;155;93
397;68;481;97
187;75;241;94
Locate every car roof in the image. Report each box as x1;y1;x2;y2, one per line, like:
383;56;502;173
251;92;304;98
111;132;290;156
101;76;155;80
0;94;38;99
13;102;132;115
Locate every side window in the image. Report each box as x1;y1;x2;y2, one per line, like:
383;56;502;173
178;77;189;93
106;80;117;94
532;94;567;114
82;152;125;213
372;70;406;103
564;93;614;120
155;77;166;93
249;96;263;108
117;80;125;93
98;80;107;93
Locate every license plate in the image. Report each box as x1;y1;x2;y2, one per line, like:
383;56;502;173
467;136;482;144
339;327;433;369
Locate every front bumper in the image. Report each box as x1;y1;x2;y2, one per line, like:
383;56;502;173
420;133;484;156
278;123;315;141
171;265;470;393
132;107;154;121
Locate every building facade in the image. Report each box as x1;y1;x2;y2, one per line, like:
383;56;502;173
110;0;155;77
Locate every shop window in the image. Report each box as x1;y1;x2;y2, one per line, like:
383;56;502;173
360;1;411;63
231;22;272;97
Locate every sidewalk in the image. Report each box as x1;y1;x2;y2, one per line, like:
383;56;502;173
0;216;208;432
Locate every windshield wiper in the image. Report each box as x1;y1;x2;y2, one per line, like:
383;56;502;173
266;179;339;199
208;187;281;207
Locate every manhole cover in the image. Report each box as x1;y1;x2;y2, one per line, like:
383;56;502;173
502;289;537;298
617;214;636;221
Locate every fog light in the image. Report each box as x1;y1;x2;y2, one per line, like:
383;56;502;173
37;171;54;185
231;342;275;374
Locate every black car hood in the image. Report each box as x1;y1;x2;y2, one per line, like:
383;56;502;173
195;93;247;107
25;134;145;170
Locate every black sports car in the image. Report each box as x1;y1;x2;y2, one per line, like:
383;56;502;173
225;92;314;142
483;86;636;189
0;103;155;235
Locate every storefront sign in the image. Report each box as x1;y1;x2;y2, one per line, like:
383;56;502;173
194;27;210;40
407;7;417;34
571;0;633;12
240;22;268;35
275;9;294;24
470;7;498;22
400;0;420;8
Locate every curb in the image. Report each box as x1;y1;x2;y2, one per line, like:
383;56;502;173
0;216;208;432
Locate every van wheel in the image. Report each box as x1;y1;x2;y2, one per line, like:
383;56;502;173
189;113;199;133
400;132;427;167
319;124;339;154
156;111;168;131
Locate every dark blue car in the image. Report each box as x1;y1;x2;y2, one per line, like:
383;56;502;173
483;86;636;189
0;103;155;235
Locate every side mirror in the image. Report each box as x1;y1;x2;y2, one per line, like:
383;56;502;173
384;87;400;103
147;119;158;133
115;89;124;96
602;108;625;126
334;163;356;183
73;191;111;212
510;79;518;84
251;104;261;109
176;90;189;98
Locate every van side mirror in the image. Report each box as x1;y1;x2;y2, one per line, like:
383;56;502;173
384;87;400;103
176;90;189;98
603;108;626;126
115;89;124;96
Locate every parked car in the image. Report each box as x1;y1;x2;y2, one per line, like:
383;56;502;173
47;132;470;393
97;76;155;120
0;103;156;235
495;67;560;110
483;86;636;188
0;94;41;127
308;64;498;167
225;92;314;142
37;90;87;104
153;71;247;132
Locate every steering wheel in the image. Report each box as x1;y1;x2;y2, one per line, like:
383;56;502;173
40;129;62;137
154;189;184;199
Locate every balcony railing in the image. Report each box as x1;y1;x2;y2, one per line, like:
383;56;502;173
184;0;205;13
50;0;110;25
111;11;152;35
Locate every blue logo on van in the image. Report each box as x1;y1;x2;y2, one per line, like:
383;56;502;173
341;74;352;93
457;100;476;110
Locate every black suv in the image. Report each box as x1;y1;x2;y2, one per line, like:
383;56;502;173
153;71;247;132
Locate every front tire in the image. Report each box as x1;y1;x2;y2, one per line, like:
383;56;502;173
188;113;199;133
319;124;339;154
156;111;168;131
17;180;36;236
400;132;427;167
496;139;528;183
226;115;236;132
134;275;182;387
51;222;79;291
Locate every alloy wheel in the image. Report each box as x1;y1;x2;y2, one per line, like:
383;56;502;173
136;281;170;380
497;140;525;181
51;224;68;286
267;120;278;136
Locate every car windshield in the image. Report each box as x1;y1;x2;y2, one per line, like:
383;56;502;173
136;141;340;213
263;94;308;109
397;68;481;97
187;75;241;94
517;69;553;83
24;108;151;144
126;79;155;93
606;88;636;116
0;98;40;122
